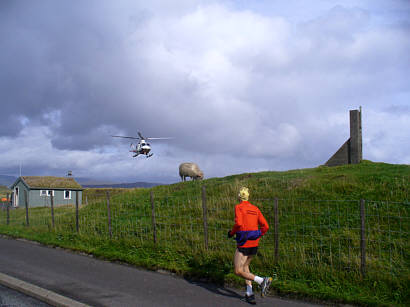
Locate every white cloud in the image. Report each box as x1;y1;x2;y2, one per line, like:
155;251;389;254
364;110;410;163
0;1;409;182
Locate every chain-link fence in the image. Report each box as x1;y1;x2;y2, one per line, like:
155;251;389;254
0;190;408;280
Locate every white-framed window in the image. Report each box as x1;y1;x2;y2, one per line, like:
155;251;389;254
40;190;54;196
64;190;71;199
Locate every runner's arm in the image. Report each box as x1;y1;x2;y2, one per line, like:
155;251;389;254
258;209;269;235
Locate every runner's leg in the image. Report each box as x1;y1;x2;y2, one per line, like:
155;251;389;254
243;255;253;287
234;249;255;281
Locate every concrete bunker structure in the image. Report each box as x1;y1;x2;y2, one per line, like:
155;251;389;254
325;108;362;166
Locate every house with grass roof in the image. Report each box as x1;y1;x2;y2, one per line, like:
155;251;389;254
10;176;83;208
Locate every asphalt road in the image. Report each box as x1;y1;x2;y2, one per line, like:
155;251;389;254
0;284;52;307
0;237;324;307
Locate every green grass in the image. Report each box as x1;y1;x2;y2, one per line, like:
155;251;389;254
0;160;409;306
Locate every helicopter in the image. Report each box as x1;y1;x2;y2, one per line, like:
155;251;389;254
112;131;173;158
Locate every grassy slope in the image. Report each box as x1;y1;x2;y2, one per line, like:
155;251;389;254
0;161;409;306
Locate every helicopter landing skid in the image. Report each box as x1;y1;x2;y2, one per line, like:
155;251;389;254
147;153;153;158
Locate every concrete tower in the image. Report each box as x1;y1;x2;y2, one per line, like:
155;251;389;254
325;108;362;166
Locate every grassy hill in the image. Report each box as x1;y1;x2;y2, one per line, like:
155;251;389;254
0;161;408;306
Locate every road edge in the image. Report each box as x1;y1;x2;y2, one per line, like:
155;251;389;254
0;272;90;307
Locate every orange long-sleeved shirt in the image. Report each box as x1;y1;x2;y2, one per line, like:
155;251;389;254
230;200;269;248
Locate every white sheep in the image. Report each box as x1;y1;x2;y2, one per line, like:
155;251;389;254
179;163;204;181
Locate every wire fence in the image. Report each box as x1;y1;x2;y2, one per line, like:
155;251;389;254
0;189;408;280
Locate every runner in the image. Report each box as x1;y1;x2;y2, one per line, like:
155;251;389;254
228;187;272;304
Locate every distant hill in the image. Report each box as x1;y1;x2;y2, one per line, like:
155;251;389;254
0;175;17;187
82;182;164;188
74;177;115;186
75;177;164;188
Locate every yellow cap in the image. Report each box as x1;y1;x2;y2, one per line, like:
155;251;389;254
238;187;249;201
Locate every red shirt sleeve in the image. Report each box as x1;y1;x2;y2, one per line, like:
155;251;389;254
258;208;269;235
230;204;243;235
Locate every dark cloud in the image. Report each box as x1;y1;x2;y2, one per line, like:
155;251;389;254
0;1;409;182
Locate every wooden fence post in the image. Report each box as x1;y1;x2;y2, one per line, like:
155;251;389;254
106;191;112;239
24;190;29;226
202;185;209;250
6;193;10;225
50;194;55;228
360;199;366;277
75;191;79;233
150;191;157;244
274;197;279;263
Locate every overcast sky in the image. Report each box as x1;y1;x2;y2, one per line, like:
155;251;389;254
1;0;409;183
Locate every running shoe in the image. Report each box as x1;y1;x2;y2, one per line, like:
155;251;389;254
244;294;256;304
260;277;272;297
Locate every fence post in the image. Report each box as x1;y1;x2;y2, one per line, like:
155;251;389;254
201;185;209;250
75;191;79;233
24;190;29;226
6;193;10;225
150;191;157;244
106;191;112;239
50;194;55;228
360;199;366;277
274;197;279;263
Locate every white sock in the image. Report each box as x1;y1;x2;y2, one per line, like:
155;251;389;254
254;276;263;285
246;285;253;296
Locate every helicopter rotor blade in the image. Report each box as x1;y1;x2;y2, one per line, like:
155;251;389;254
146;137;174;140
137;132;144;139
111;135;140;140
